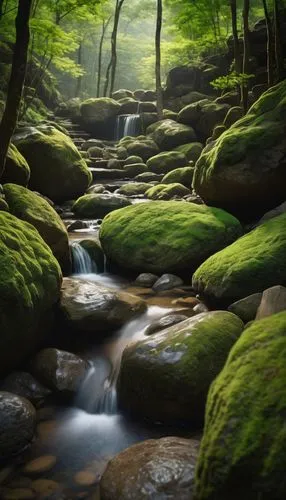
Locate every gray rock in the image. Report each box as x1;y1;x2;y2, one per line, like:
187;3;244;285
153;273;184;292
135;273;159;288
0;392;36;460
256;285;286;320
228;293;263;322
258;201;286;224
145;313;189;335
0;372;51;406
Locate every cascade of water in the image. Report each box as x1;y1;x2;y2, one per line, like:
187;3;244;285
114;114;141;140
71;241;98;274
76;306;173;415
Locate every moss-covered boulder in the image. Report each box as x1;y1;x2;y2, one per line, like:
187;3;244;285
0;212;62;375
148;119;197;150
162;166;194;187
3;184;71;274
73;193;131;218
146;151;187;174
175;142;203;162
123;163;148;177
193;212;286;303
178;99;230;141
112;89;133;100
99;201;242;274
146;183;191;200
14;125;92;202
126;138;160;162
118;311;244;424
193;81;286;217
116;183;151;196
195;312;286;500
1;144;30;186
80;97;121;121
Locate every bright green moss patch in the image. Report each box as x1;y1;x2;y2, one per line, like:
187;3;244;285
0;211;62;375
1;144;30;186
3;183;70;273
162;166;194;187
118;311;244;424
99;201;242;274
193;212;286;302
195;311;286;500
146;183;191;200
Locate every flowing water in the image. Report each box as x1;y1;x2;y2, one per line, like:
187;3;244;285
71;241;98;274
115;114;141;140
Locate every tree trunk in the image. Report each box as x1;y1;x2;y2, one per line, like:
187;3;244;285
155;0;163;120
262;0;274;86
109;0;125;97
230;0;242;74
97;17;111;98
75;41;83;97
241;0;250;114
274;0;284;81
0;0;32;178
0;0;4;21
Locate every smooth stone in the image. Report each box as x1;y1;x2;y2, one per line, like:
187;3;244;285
31;479;59;495
74;471;98;486
0;372;51;406
67;220;89;232
256;285;286;319
1;488;35;499
23;455;57;475
153;273;184;292
134;273;159;288
100;437;199;500
145;314;189;335
228;293;263;322
31;348;89;395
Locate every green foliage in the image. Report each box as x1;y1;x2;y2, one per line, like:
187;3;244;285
211;71;255;92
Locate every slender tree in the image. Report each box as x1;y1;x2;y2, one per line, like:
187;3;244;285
0;0;32;178
262;0;274;86
241;0;250;113
230;0;242;75
97;16;112;97
274;0;284;81
155;0;163;120
75;41;83;97
103;0;125;97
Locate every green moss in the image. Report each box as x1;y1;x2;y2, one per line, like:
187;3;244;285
80;97;121;121
178;99;230;141
193;81;286;215
3;183;71;273
0;211;62;375
123;163;148;177
99;201;242;274
0;197;9;211
193;212;286;302
73;193;131;218
126;139;159;162
119;311;244;424
146;151;187;174
1;144;30;186
15;125;92;202
116;183;150;196
175;142;203;162
195;311;286;500
162;166;194;187
146;183;191;200
148;119;197;150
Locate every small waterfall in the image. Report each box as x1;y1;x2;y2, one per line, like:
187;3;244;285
76;306;173;415
71;241;98;274
115;114;141;140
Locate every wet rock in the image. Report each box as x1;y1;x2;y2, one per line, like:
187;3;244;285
148;119;197;150
0;487;35;499
145;313;188;335
256;285;286;319
123;163;148;177
178;99;230;141
134;273;159;288
100;437;199;500
23;455;57;475
124;155;143;165
86;184;106;195
146;183;191;200
258;200;286;224
74;470;98;486
228;293;263;322
146;151;187;174
134;171;163;182
0;372;51;407
118;311;244;424
60;277;147;335
31;348;89;395
31;479;59;496
73;193;131;218
0;392;36;460
153;273;184;292
67;220;88;232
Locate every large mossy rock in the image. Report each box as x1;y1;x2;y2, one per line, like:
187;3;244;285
146;151;187;174
14;125;92;202
126;138;160;162
175;142;203;162
1;144;30;186
100;437;200;500
118;311;244;424
80;97;121;121
193;81;286;217
193;212;286;303
162;166;194;187
178;99;230;141
195;312;286;500
73;193;131;218
99;201;242;274
0;212;62;375
3;183;71;274
148;119;197;150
